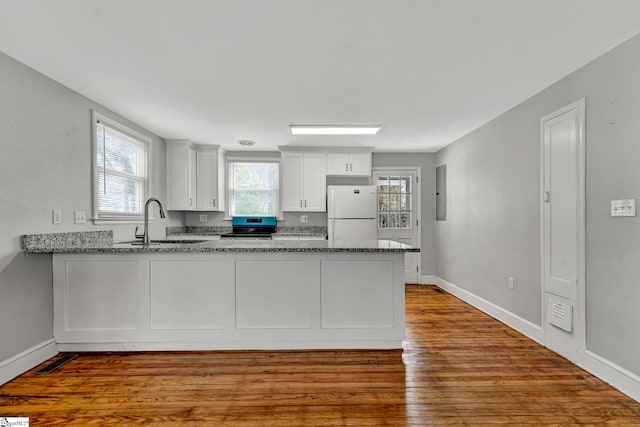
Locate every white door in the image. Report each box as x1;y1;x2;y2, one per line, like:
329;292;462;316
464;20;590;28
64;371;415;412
373;170;421;284
541;98;585;363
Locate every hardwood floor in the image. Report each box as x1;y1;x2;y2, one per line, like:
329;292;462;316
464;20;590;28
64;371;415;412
1;285;639;425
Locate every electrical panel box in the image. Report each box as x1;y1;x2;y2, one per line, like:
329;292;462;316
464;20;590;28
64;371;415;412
611;199;636;217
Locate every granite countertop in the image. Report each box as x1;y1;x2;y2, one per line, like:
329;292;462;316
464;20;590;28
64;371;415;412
22;231;418;254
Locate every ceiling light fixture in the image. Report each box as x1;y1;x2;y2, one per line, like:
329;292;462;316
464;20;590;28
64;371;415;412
237;139;256;147
289;125;382;135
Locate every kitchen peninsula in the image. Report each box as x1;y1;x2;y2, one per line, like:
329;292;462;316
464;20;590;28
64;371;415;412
23;231;418;351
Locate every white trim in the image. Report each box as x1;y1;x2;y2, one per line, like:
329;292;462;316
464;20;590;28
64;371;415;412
434;276;544;344
56;340;402;352
579;350;640;403
540;98;587;358
433;276;640;403
420;275;436;285
0;339;58;386
372;166;422;283
91;110;152;223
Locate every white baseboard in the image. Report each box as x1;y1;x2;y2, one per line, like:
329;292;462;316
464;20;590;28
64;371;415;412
434;277;545;344
56;340;403;352
420;275;436;285
0;339;58;386
433;276;640;403
580;350;640;403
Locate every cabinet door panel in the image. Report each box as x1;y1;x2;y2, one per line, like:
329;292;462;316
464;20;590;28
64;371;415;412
302;153;326;211
236;260;312;328
166;142;192;210
150;260;234;330
64;260;139;331
326;153;350;175
348;152;372;176
196;150;219;211
281;152;304;211
320;260;394;328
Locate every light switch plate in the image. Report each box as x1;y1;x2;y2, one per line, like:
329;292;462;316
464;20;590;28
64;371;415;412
611;199;636;217
52;209;62;224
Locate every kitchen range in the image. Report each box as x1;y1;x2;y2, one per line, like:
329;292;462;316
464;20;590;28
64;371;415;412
219;216;277;239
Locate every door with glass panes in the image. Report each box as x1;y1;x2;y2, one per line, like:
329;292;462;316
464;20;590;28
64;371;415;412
374;170;420;283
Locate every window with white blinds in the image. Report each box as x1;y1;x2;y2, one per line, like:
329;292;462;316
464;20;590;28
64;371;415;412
228;161;279;217
92;111;150;221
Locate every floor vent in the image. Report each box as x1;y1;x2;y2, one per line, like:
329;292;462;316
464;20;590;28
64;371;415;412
35;354;78;374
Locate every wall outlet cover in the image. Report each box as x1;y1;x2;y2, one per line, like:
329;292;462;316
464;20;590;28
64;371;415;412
199;214;208;223
74;211;86;224
300;215;308;223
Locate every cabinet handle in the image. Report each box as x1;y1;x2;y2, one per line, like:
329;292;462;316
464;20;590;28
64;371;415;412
349;163;353;172
345;163;349;172
304;200;307;208
212;198;216;207
300;200;303;208
189;198;192;207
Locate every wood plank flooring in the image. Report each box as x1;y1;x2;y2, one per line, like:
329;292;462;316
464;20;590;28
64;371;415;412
1;285;639;425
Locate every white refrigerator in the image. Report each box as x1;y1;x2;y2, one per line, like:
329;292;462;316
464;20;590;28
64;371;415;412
327;185;378;241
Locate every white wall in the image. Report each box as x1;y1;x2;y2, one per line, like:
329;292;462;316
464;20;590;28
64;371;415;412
0;51;181;362
435;33;640;377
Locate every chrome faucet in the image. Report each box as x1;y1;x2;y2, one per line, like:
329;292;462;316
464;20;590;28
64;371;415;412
135;197;166;245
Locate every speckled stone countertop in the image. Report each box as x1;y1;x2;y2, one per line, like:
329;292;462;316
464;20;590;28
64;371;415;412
166;225;327;238
22;231;417;254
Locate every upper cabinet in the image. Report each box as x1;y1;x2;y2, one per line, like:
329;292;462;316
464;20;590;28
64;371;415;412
326;149;372;176
196;147;225;212
166;140;225;211
281;151;326;212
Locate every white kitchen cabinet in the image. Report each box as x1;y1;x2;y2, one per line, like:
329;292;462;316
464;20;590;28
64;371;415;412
196;147;225;211
281;151;326;211
326;151;372;176
167;141;225;211
52;251;406;351
166;140;197;210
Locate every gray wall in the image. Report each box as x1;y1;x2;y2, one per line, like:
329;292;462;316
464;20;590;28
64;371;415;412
435;33;640;376
0;51;181;362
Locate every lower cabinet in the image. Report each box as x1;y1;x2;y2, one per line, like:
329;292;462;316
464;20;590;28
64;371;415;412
53;252;405;350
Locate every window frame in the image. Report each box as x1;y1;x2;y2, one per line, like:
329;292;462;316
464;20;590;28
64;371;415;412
225;155;281;219
376;174;413;230
91;110;152;224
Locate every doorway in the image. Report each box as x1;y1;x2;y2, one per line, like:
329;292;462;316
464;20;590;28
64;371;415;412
373;168;421;284
541;98;586;363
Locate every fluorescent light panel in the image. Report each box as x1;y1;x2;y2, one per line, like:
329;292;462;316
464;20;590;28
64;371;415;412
290;125;381;135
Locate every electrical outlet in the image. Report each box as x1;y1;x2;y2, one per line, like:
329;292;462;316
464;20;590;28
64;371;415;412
508;276;514;289
300;215;308;223
199;214;208;223
74;211;86;224
52;209;62;224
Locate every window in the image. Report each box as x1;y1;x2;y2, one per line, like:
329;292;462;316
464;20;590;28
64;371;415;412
92;111;150;221
377;175;412;229
228;161;279;216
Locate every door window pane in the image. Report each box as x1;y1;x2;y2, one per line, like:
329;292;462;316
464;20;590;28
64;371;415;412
376;175;412;229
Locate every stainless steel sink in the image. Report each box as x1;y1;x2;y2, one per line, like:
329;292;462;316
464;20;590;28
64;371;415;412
120;239;207;245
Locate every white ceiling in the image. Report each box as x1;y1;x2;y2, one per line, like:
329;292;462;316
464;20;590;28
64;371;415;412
1;1;640;153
